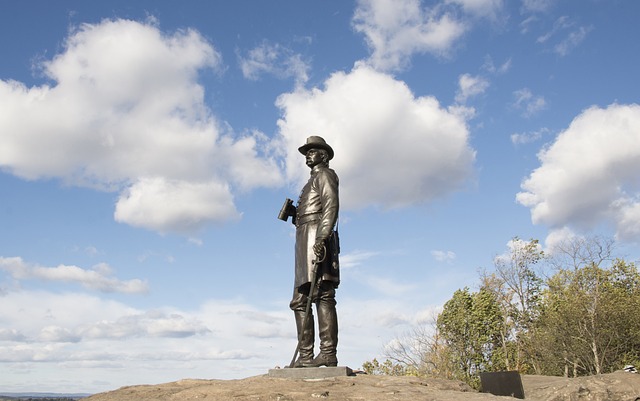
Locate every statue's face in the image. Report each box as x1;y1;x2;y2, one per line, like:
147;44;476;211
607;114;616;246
305;148;324;168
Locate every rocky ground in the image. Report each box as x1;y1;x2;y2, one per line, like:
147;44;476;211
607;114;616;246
85;371;640;401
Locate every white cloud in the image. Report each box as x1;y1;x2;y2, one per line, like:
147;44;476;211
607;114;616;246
84;246;100;257
554;25;591;56
455;73;489;103
513;88;546;117
276;64;476;210
238;40;310;86
431;250;457;263
535;16;591;56
114;177;240;234
352;0;467;71
0;257;148;294
351;0;507;72
494;237;542;266
0;290;295;392
519;15;538;34
536;16;571;43
510;127;549;145
482;55;512;74
0;291;270;361
0;329;26;342
521;0;557;13
0;291;138;337
39;326;82;343
0;281;449;392
543;226;577;254
517;103;640;242
362;276;418;297
339;250;380;269
81;310;210;339
445;0;505;20
0;19;283;234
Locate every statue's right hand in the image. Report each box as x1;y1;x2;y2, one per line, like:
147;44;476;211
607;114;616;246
313;239;326;258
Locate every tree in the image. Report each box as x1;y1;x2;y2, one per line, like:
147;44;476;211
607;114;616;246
538;252;640;376
608;259;640;366
364;235;640;382
436;287;503;387
382;319;456;379
481;237;545;373
548;235;615;271
361;358;409;376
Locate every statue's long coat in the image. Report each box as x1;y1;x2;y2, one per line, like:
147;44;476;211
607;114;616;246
294;164;340;289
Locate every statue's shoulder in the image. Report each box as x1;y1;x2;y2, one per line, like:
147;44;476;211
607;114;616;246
315;165;334;174
317;166;338;183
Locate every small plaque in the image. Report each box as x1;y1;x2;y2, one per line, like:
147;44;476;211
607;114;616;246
480;371;525;399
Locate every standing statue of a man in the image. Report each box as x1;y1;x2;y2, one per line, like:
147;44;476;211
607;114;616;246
280;136;340;368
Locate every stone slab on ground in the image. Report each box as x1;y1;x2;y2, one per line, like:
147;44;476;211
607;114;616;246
268;366;353;379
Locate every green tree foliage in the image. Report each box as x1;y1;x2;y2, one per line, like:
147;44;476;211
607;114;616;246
537;258;640;375
361;235;640;387
482;238;544;373
436;287;503;387
361;358;409;376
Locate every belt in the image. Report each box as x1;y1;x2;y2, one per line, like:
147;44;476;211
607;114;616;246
296;213;321;226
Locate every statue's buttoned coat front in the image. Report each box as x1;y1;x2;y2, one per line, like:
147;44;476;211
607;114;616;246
294;164;339;289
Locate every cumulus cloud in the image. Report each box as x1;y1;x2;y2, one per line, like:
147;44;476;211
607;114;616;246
276;64;476;210
0;257;147;293
238;40;310;86
351;0;506;71
494;237;543;266
517;103;640;242
0;19;282;234
455;73;489;103
513;88;546;117
114;177;239;233
352;0;467;71
543;226;577;254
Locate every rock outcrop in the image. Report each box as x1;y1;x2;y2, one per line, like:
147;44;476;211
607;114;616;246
85;371;640;401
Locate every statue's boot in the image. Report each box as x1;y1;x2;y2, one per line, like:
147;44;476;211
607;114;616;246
305;297;338;367
292;309;315;368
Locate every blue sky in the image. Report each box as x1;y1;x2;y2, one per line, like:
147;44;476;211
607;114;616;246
1;0;640;394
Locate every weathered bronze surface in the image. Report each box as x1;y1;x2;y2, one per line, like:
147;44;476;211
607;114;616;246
279;136;340;369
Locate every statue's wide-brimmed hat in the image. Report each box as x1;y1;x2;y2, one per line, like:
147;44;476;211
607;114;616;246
298;136;334;160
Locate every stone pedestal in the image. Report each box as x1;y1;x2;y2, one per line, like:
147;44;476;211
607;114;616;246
268;366;353;379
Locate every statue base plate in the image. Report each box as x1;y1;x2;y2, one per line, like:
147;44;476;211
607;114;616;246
268;366;353;379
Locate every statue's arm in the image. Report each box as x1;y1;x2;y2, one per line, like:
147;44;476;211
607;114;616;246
315;170;339;242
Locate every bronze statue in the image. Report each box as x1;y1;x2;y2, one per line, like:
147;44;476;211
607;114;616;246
278;136;340;368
